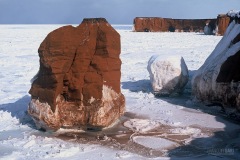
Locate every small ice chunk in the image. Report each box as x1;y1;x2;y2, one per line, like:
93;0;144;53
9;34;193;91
147;55;189;96
123;119;159;133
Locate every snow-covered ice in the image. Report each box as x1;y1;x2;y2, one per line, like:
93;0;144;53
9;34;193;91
132;136;178;150
0;25;239;159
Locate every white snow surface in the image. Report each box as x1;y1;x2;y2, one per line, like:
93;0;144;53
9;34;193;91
0;25;239;160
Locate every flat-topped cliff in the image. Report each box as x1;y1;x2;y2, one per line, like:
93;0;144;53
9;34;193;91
133;15;230;35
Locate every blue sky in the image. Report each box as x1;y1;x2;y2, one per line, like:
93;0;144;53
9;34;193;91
0;0;239;24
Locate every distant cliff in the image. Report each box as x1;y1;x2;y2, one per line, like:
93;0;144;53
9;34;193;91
133;15;230;35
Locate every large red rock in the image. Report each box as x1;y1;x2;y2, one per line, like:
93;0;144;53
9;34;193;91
28;18;125;131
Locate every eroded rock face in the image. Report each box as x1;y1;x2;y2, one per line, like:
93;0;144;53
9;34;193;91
216;14;230;36
133;17;217;33
28;18;125;131
192;12;240;110
133;17;168;32
147;55;189;96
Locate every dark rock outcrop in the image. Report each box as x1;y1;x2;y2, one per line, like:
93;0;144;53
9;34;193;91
28;18;125;131
192;11;240;111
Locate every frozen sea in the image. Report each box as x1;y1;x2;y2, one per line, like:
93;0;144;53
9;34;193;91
0;24;239;160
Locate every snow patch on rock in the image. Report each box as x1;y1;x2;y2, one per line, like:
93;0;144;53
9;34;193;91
97;85;125;118
28;98;61;131
102;85;120;102
227;10;240;18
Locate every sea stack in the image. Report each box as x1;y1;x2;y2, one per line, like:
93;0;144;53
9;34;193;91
192;11;240;111
28;18;125;131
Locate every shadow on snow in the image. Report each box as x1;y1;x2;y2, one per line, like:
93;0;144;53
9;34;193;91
121;70;240;159
122;79;153;94
0;95;36;129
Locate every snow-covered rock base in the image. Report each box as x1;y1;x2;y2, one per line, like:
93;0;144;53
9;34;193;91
28;85;125;131
147;55;189;96
192;18;240;110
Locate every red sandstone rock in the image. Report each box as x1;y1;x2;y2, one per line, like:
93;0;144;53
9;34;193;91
216;14;230;36
133;17;217;33
28;18;125;131
133;17;168;32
